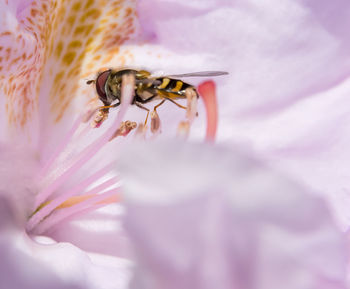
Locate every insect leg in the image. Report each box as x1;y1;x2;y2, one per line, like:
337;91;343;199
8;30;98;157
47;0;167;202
135;102;150;125
153;99;166;111
97;102;120;110
165;97;187;109
135;102;149;111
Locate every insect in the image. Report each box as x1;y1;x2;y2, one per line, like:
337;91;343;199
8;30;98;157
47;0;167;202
87;69;228;126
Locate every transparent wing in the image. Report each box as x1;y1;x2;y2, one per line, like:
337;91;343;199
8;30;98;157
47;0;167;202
165;71;228;78
135;79;162;85
134;71;228;85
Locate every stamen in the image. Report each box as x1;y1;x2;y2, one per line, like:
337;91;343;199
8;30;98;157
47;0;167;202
92;109;109;128
82;102;99;123
28;74;135;233
177;121;190;139
185;87;198;122
56;194;119;209
33;188;120;235
34;73;134;208
26;164;118;231
110;120;137;141
38;115;84;178
197;81;218;142
150;110;161;134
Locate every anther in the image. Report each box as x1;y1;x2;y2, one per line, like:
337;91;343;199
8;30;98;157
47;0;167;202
150;110;161;134
91;109;109;128
109;120;137;141
185;87;198;122
177;120;190;139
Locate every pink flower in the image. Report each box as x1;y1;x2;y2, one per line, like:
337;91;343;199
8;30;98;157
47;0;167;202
0;1;349;289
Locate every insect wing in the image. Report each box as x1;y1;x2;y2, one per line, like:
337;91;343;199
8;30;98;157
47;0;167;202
165;71;228;78
135;78;162;86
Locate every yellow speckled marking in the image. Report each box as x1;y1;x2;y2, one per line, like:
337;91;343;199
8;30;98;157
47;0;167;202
55;41;64;58
73;25;86;36
72;2;81;11
1;0;138;128
68;40;82;49
62;51;76;65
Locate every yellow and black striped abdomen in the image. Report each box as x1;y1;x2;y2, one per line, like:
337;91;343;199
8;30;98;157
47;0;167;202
155;77;192;99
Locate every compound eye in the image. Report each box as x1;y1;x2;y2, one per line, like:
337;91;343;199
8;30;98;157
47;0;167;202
95;70;111;102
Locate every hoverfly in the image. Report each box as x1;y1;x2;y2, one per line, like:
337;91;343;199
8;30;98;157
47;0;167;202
87;69;228;127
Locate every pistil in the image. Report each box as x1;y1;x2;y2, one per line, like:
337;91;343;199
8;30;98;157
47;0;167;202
198;81;218;142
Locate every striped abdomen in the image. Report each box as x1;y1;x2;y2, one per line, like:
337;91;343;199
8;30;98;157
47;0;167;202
154;77;194;99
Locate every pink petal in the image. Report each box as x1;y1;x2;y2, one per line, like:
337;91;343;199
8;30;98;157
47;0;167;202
118;140;348;289
138;0;350;109
47;204;132;260
0;124;133;288
0;1;139;155
0;198;131;289
138;1;350;230
136;0;350;120
0;142;38;226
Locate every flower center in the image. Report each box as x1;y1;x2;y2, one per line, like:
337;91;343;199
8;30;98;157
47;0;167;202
25;78;217;235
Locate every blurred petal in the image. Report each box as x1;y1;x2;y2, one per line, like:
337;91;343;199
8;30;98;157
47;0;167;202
118;140;348;289
227;77;350;230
